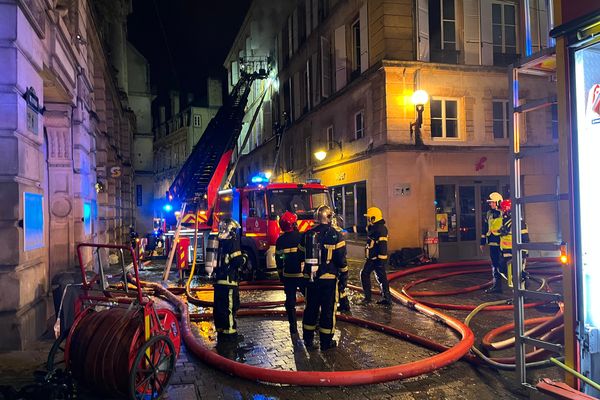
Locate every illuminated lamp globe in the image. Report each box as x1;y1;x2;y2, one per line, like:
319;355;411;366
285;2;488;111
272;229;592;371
314;150;327;161
411;89;429;106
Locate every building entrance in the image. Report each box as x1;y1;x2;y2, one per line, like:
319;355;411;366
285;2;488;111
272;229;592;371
434;177;509;261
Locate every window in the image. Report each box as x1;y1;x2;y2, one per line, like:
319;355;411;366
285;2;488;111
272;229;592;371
428;0;457;63
492;2;517;64
351;18;361;73
492;100;509;139
193;115;201;127
441;0;456;50
551;103;558;140
249;191;266;218
305;137;312;167
431;99;458;139
326;125;334;150
354;110;364;140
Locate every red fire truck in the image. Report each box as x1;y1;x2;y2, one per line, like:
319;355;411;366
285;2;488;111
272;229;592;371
210;178;333;279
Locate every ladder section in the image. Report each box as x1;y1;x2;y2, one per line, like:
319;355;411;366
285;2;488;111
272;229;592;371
509;48;565;388
168;59;270;206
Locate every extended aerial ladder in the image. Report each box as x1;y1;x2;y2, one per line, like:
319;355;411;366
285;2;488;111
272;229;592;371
162;58;271;280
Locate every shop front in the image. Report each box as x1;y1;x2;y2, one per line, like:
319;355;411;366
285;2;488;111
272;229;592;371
434;176;509;261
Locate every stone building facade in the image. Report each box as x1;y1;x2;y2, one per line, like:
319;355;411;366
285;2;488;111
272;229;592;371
0;0;144;349
225;0;559;260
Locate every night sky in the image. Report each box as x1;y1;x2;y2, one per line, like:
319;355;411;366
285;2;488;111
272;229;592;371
127;0;252;105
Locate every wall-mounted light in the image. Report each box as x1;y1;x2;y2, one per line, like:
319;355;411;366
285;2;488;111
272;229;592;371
75;33;87;46
95;181;105;193
410;89;429;147
314;140;342;162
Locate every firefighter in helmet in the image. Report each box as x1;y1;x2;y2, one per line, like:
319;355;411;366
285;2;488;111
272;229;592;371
481;192;504;293
275;211;305;337
301;205;348;351
360;207;392;305
498;199;530;290
213;218;244;341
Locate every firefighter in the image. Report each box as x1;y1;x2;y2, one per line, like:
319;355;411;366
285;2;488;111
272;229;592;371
360;207;392;305
480;192;504;293
498;199;530;290
213;218;245;341
275;211;305;337
302;205;348;351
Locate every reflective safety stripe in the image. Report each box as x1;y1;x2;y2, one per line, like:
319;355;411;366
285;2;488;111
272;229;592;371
275;250;284;255
339;290;348;298
298;245;305;251
319;273;337;279
319;327;335;334
303;324;316;331
488;216;503;235
339;266;349;273
229;251;242;258
336;241;346;249
283;247;298;253
283;272;304;278
228;288;234;333
370;257;377;260
303;274;311;278
216;279;238;286
377;236;388;242
489;242;499;246
377;255;388;260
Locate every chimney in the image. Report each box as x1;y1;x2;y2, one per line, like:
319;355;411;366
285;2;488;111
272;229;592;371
207;78;223;108
170;90;180;116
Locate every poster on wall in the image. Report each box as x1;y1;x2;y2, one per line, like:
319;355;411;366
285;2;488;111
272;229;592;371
436;213;448;233
24;192;44;251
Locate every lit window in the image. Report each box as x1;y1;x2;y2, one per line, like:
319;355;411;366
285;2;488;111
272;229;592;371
326;125;334;150
354;111;364;140
431;99;459;139
193;115;201;127
492;100;509;139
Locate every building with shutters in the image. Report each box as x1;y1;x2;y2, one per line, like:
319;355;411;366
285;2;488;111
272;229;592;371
0;0;145;349
225;0;559;261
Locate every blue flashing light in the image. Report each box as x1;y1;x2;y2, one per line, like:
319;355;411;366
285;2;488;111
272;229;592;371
251;175;267;184
163;203;173;212
306;178;321;184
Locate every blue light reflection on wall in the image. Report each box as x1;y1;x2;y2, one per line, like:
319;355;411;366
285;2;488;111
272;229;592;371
84;202;92;235
24;192;44;251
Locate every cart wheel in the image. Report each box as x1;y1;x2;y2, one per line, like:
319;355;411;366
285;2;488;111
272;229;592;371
156;309;181;357
46;330;68;372
129;335;176;400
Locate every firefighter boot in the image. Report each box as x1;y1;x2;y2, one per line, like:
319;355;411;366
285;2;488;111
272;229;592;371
303;331;315;349
320;334;337;351
484;279;502;294
376;279;392;305
338;296;351;312
288;313;299;337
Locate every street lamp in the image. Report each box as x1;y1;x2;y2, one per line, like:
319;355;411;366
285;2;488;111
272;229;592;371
313;140;342;162
410;89;429;147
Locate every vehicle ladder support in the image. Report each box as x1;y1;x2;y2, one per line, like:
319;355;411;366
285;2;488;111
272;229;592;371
509;43;565;388
163;202;187;282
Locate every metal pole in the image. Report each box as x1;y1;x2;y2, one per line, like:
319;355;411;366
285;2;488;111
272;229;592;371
510;65;527;385
163;202;187;282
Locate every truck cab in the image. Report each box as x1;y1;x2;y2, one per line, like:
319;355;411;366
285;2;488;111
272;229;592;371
213;180;333;279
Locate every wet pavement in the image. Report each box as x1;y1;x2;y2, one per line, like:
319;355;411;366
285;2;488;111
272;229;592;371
0;256;564;399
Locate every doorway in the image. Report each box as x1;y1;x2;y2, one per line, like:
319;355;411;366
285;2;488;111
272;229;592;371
435;177;509;261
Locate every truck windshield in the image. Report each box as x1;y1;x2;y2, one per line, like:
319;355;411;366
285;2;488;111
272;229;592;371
268;189;331;220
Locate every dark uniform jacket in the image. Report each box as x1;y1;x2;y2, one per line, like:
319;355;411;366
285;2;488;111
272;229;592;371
302;224;348;281
214;237;244;285
275;230;304;278
366;220;388;262
499;213;530;258
481;209;503;246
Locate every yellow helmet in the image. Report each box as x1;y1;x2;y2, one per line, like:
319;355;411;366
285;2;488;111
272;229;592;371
364;207;383;224
487;192;503;204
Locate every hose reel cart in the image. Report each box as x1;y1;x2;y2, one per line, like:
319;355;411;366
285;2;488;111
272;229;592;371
49;243;181;400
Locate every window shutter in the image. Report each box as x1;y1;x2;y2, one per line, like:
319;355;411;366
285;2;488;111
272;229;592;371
312;52;320;105
416;0;429;61
359;3;369;72
480;0;493;65
334;25;347;91
463;0;481;64
321;36;331;98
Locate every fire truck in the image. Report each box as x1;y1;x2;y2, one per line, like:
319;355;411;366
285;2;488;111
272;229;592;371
212;179;332;279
